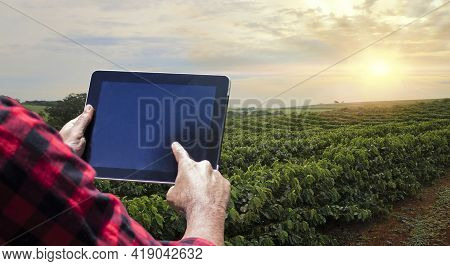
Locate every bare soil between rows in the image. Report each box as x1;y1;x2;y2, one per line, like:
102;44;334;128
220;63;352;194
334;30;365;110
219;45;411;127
328;174;450;246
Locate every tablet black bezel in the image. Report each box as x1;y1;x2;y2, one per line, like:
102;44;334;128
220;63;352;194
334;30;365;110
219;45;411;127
82;70;230;184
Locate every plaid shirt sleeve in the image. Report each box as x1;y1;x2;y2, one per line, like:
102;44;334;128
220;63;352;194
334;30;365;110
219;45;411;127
0;97;214;246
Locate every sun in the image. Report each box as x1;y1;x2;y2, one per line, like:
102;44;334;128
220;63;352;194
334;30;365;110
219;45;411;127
357;54;404;89
369;60;391;76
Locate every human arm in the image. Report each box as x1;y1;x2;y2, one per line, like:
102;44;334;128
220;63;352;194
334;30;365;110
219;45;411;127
0;97;213;246
167;142;231;246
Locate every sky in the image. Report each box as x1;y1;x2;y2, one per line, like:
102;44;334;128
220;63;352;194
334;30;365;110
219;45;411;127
0;0;449;105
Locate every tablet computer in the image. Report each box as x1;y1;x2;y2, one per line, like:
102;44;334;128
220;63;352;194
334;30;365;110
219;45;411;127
83;71;230;184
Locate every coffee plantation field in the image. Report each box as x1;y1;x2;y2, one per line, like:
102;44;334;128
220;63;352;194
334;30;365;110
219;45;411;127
95;98;450;245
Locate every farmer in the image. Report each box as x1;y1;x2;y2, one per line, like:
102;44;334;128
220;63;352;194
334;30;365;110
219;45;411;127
0;96;230;245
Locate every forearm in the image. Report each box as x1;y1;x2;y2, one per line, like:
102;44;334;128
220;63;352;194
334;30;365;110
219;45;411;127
182;205;227;246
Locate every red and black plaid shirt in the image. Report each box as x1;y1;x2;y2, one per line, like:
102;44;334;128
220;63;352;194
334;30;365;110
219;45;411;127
0;96;213;246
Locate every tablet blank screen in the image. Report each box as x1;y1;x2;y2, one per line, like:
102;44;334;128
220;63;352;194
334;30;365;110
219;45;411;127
89;81;217;176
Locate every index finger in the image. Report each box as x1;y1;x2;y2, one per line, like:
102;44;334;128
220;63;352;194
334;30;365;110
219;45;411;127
171;142;190;163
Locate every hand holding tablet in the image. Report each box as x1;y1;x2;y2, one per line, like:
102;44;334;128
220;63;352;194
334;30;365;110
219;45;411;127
83;71;230;184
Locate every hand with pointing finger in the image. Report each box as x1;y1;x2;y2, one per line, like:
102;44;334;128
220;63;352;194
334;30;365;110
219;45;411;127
60;105;94;157
167;142;231;246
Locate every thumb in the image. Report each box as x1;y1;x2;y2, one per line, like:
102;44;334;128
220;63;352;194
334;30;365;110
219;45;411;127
73;105;94;134
171;142;189;163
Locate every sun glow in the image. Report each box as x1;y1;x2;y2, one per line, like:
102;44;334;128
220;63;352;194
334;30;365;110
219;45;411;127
369;60;391;77
355;54;406;96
